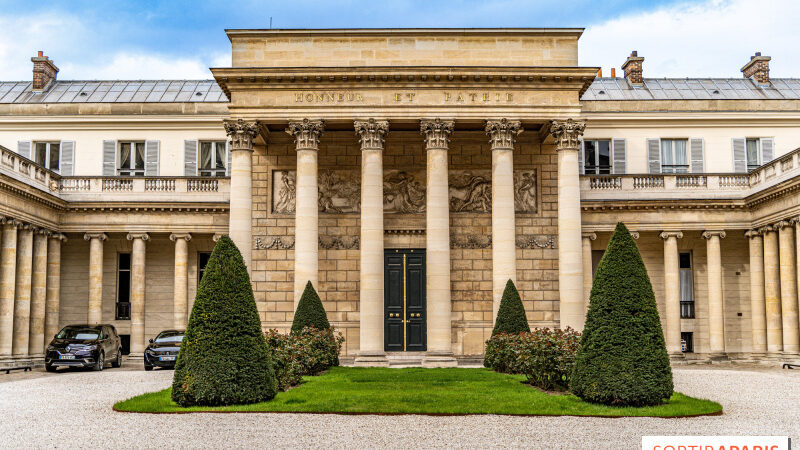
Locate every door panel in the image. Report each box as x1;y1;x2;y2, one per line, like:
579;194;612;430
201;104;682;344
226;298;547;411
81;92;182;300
384;249;426;352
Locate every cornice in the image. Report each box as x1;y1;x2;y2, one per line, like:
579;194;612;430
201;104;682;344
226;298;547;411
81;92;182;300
225;28;586;39
0;175;66;210
65;203;230;213
581;199;748;212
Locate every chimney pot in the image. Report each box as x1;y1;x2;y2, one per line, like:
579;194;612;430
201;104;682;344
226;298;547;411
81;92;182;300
741;52;771;86
611;68;616;78
597;68;602;77
621;51;644;86
631;50;638;57
31;52;59;92
37;51;43;57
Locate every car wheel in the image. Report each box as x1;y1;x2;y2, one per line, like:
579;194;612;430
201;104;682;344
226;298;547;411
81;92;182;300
144;363;153;371
45;364;57;373
111;349;122;368
93;351;104;371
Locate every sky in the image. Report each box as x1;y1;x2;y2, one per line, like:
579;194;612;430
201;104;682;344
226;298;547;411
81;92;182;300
0;0;797;81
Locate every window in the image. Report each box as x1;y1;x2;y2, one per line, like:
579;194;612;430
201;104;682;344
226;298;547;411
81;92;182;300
746;138;761;171
198;252;212;285
679;252;695;319
583;140;611;174
116;253;131;320
199;141;227;177
33;142;60;172
118;141;145;176
681;332;694;353
661;139;688;173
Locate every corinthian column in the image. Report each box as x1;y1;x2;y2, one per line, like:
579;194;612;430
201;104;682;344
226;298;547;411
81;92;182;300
551;118;586;331
421;119;456;367
286;119;324;305
84;233;107;325
28;229;48;357
224;119;259;273
12;224;33;358
0;219;19;359
45;233;64;351
745;229;767;358
127;233;149;355
170;233;191;329
581;232;596;313
486;119;522;320
776;220;799;355
761;225;783;357
354;118;389;367
659;231;684;358
703;230;726;359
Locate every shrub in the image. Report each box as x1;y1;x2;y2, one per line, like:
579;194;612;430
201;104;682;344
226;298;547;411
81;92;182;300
484;328;581;391
172;236;277;406
570;222;673;406
291;281;330;334
265;327;344;391
491;279;530;336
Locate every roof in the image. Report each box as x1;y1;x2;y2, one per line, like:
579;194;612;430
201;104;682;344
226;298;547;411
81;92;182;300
0;80;227;104
581;77;800;100
225;27;585;39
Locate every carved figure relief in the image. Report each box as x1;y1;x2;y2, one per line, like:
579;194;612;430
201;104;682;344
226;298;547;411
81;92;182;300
318;169;360;213
272;170;296;214
383;170;426;214
514;170;537;213
449;170;492;212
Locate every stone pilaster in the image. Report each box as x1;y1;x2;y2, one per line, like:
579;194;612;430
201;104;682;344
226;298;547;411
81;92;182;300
170;233;191;330
421;119;456;367
702;230;727;359
761;225;783;357
12;225;33;358
660;231;684;359
551;118;586;331
28;229;48;357
127;233;149;355
775;220;799;355
486;118;523;321
45;233;64;352
0;219;19;359
745;229;767;358
581;232;596;314
286;119;324;305
224;118;259;273
354;118;389;367
84;233;107;325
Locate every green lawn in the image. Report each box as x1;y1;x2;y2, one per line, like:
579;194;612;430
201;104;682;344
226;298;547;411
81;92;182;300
114;367;721;417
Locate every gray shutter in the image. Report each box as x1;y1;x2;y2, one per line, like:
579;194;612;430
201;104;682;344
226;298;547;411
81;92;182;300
184;140;198;176
226;141;232;176
145;140;160;176
761;138;774;164
578;139;584;175
612;138;626;174
60;140;75;176
647;138;661;174
732;138;746;173
689;138;704;173
102;140;116;176
17;141;31;159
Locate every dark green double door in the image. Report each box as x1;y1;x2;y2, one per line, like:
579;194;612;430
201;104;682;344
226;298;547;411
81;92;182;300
384;249;426;352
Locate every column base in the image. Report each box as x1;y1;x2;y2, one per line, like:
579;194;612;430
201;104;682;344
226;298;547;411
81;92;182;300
668;352;687;364
353;352;389;367
422;352;458;368
707;352;729;363
126;353;144;361
765;351;784;361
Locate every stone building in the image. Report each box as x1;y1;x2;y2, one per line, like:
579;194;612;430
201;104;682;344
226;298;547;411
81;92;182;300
1;29;799;367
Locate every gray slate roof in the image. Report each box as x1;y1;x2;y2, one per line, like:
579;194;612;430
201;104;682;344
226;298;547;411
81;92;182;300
582;77;800;100
0;80;227;103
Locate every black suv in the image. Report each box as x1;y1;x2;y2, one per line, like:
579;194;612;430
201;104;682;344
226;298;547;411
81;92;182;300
144;330;184;371
45;324;123;372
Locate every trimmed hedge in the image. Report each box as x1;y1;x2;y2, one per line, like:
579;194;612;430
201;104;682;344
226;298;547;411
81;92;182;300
491;279;530;336
265;327;344;391
570;222;673;406
172;236;277;406
291;281;330;334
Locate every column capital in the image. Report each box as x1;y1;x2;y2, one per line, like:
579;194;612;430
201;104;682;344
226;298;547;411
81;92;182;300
659;231;684;240
702;230;727;239
485;118;523;150
758;224;774;234
420;118;454;150
744;229;762;239
212;233;225;242
581;232;597;241
83;232;107;241
774;219;793;230
286;119;325;151
126;232;150;241
550;118;586;151
354;119;389;151
223;118;259;152
629;230;640;240
169;233;192;242
0;217;18;227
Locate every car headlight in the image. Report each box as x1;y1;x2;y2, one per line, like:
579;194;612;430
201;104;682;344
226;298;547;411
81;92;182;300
82;345;97;351
46;345;55;351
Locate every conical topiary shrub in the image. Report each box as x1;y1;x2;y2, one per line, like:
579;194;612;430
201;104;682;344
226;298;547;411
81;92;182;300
291;281;330;334
172;236;276;406
491;279;531;336
570;222;673;406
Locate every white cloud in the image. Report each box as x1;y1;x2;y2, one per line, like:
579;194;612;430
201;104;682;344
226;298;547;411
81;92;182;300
59;53;220;80
580;0;800;78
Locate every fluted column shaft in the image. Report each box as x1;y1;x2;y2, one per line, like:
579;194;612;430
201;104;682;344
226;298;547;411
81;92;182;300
762;226;783;356
12;226;33;357
551;119;586;330
84;233;106;325
128;233;149;355
776;221;799;354
28;231;48;357
703;230;726;357
224;119;259;273
45;235;63;350
581;232;596;314
746;230;767;357
170;233;191;329
660;231;684;357
0;221;18;358
286;119;324;305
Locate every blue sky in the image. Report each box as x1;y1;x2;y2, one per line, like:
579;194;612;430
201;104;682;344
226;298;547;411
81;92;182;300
0;0;796;80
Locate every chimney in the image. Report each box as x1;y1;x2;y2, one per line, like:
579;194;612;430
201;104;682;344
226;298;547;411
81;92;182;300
741;52;771;86
31;51;59;92
597;68;602;77
622;50;644;86
610;68;616;78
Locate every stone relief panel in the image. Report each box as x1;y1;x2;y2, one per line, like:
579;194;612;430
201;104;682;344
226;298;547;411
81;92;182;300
514;169;537;213
449;170;492;212
383;170;426;214
272;170;296;214
318;170;360;213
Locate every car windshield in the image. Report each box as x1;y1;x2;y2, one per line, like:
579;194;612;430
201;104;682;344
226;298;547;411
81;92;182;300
56;326;100;340
154;331;184;344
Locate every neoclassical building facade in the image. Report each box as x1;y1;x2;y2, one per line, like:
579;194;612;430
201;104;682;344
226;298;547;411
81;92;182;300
1;29;800;367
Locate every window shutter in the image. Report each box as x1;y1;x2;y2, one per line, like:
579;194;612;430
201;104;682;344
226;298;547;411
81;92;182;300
578;139;584;175
17;141;31;159
689;138;704;173
612;138;626;174
226;141;232;176
761;138;774;163
184;140;198;176
60;140;75;176
102;140;116;176
732;138;746;173
647;138;661;174
145;140;160;176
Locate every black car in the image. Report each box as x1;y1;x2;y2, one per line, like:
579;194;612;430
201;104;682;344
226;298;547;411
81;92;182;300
45;324;123;372
144;330;184;371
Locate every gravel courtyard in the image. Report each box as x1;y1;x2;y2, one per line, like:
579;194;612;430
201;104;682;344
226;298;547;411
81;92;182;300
0;365;797;449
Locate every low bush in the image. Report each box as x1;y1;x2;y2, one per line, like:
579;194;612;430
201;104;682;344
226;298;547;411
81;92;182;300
484;328;581;391
265;327;344;390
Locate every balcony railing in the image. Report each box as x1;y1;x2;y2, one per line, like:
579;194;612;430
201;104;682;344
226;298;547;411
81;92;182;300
680;301;695;319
